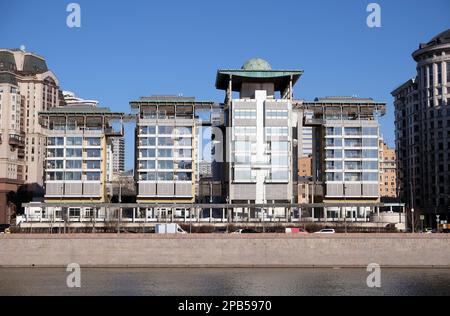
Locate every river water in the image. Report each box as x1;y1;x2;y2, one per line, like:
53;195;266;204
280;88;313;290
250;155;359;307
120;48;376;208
0;268;449;296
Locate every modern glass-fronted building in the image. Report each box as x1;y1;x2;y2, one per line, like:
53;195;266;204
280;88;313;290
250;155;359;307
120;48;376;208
39;105;124;202
131;96;213;203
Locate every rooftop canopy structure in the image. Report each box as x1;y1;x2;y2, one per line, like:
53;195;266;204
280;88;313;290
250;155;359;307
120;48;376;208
215;58;303;102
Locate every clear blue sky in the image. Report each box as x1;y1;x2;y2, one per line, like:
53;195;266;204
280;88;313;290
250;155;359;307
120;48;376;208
1;0;449;169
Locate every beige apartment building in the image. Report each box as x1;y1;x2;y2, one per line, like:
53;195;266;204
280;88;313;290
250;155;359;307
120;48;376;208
298;156;313;203
0;48;61;224
379;140;398;202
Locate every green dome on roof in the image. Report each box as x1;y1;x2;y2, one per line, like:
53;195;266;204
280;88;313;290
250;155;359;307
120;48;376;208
241;58;272;71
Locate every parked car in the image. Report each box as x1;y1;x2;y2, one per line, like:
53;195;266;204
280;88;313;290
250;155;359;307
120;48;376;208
285;228;309;234
314;228;336;234
232;229;260;234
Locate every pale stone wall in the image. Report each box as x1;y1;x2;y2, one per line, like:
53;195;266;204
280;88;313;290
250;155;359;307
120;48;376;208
1;234;449;268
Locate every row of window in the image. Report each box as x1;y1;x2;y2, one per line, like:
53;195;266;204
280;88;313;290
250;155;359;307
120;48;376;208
326;138;378;147
266;110;289;119
139;172;192;181
139;126;192;135
326;161;378;170
326;172;379;182
48;137;101;146
234;154;288;165
47;160;101;170
47;148;101;158
326;149;378;159
139;149;192;158
139;137;192;147
46;172;101;181
326;127;378;136
234;169;289;182
234;110;257;119
139;160;192;170
234;141;289;153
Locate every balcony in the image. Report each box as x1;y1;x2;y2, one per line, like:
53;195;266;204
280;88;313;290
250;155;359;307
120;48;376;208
9;134;25;147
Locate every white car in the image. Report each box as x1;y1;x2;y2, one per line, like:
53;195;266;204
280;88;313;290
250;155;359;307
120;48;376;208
314;229;336;234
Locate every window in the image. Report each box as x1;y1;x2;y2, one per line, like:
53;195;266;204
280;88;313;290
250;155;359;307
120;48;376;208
345;172;361;181
47;172;63;181
158;149;172;157
66;160;82;169
235;141;251;152
66;148;82;157
177;161;192;169
326;150;343;158
363;172;378;181
140;126;156;134
48;148;64;158
158;160;174;169
140;149;156;158
86;160;101;169
345;139;362;147
234;109;256;119
234;169;254;182
178;137;192;146
86;149;100;158
363;150;378;159
326;172;343;181
86;137;101;146
271;141;288;152
66;137;82;146
47;137;64;146
158;137;174;146
139;160;155;170
345;161;362;170
175;172;192;181
139;172;156;181
326;138;342;147
157;172;174;181
345;127;361;135
235;127;256;135
345;150;361;158
447;62;450;83
362;127;378;136
266;110;288;119
65;172;82;181
271;155;288;165
47;160;64;169
327;127;342;136
139;137;156;146
270;169;289;181
175;127;192;135
158;126;174;135
86;172;101;181
266;127;288;137
363;161;378;170
176;149;191;158
326;161;343;170
362;138;378;147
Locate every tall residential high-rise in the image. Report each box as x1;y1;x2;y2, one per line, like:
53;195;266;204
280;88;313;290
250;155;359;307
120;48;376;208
39;105;124;204
392;29;450;217
0;48;61;224
131;96;212;203
378;140;397;202
111;137;125;173
216;58;303;208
